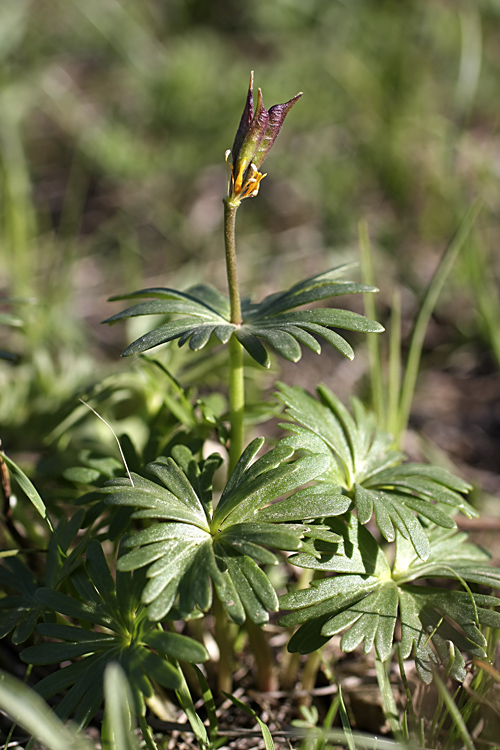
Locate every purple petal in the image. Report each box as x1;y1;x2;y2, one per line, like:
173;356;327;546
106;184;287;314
252;92;302;170
233;88;269;192
231;71;255;163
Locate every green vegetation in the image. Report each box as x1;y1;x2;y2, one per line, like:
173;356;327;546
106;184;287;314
1;2;500;748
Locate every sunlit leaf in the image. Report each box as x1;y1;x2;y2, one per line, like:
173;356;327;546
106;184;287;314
103;266;382;367
280;515;500;682
277;383;474;559
104;440;335;623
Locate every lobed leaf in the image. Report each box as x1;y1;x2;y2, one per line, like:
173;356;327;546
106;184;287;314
104;442;327;624
280;515;500;681
278;383;474;559
216;453;330;529
104;266;382;366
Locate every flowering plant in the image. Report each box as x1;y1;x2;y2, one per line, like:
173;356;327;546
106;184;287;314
0;73;497;750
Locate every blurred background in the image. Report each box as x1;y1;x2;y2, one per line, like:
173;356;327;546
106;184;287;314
0;0;499;498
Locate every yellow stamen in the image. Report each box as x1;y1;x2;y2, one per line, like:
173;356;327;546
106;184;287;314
225;153;266;202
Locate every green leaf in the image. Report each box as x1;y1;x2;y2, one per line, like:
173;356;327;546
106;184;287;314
214;450;329;528
86;540;117;602
1;452;53;530
173;657;210;748
136;651;182;689
213;566;246;624
288;514;389;576
35;588;112;628
102;663;140;750
22;638;119;665
219;522;303;553
147;456;207;517
121;317;206;356
105;442;326;624
102;474;209;531
235;328;270;367
192;665;218;743
105;266;382;366
243;325;303;362
142;630;208;663
277;383;354;479
222;691;276;750
0;556;52;643
0;670;93;750
18;543;213;725
224;556;270;624
278;383;474;559
280;514;500;681
255;484;350;522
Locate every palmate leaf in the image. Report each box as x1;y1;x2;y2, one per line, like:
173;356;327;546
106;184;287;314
102;439;345;625
280;514;500;683
20;540;208;727
103;265;383;368
277;383;475;560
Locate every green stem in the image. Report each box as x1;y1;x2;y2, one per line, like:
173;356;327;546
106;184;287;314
300;649;322;707
213;590;234;694
223;198;245;473
387;289;402;439
138;715;159;750
173;660;210;748
228;335;244;473
375;656;402;741
397;647;417;741
245;620;276;692
223;199;242;325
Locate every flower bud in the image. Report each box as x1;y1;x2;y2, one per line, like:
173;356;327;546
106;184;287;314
225;72;302;205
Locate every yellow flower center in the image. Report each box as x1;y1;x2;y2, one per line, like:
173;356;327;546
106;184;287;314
225;151;267;205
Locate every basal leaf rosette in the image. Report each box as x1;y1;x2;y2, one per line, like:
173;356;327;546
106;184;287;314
277;383;476;560
101;439;348;625
280;514;500;683
20;541;207;727
103;265;383;369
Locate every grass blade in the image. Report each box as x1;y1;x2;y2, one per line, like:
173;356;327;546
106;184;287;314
223;692;275;750
338;684;356;750
433;670;475;750
397;199;482;443
360;220;384;426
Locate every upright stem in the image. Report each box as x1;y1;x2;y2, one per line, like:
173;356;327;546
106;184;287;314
245;619;276;692
223;198;245;473
375;655;402;740
228;336;244;473
213;590;234;694
223;199;242;325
